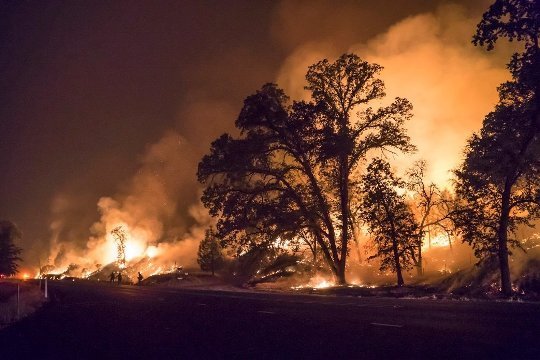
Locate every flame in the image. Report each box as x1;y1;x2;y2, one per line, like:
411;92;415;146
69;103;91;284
125;241;145;261
292;275;336;290
313;279;333;289
104;224;149;263
423;233;452;250
145;245;159;258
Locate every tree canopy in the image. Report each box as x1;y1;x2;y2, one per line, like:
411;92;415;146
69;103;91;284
0;220;23;277
359;159;418;286
197;227;224;276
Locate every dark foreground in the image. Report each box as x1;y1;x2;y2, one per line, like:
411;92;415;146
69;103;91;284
1;281;539;359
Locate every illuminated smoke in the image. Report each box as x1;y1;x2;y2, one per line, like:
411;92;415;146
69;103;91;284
46;132;214;273
276;3;512;186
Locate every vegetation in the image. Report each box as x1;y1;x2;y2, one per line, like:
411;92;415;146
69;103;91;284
0;221;23;277
194;1;540;296
197;228;224;276
405;161;456;275
454;0;539;295
111;226;127;268
198;54;414;284
358;159;418;286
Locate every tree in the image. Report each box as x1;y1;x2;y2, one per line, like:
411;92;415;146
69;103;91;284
197;228;224;276
405;161;457;275
473;0;539;98
111;226;127;268
454;99;540;295
359;159;418;286
453;0;539;296
0;220;23;277
198;54;414;284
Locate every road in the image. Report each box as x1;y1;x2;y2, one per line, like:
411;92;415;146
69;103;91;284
1;281;539;359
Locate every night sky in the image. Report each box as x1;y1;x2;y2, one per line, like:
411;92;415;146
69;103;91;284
0;0;498;271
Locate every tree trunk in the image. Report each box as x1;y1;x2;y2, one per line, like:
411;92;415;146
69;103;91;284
336;260;347;285
416;244;423;276
498;182;512;296
211;250;215;276
313;239;317;265
337;125;350;285
392;238;404;286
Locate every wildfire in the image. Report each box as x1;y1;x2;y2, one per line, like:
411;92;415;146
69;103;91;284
291;275;336;290
423;233;452;250
145;245;159;258
313;279;333;289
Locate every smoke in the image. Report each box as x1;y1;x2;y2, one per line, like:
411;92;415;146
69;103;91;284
276;3;512;186
46;131;214;272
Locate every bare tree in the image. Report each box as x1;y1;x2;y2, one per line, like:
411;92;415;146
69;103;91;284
111;226;127;268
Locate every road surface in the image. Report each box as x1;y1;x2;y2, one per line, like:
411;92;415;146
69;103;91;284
1;280;539;359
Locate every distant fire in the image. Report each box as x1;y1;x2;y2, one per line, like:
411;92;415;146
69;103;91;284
424;233;452;249
291;275;336;290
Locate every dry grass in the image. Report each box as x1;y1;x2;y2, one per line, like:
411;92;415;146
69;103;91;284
0;280;46;329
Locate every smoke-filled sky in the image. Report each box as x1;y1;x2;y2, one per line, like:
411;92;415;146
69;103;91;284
0;0;512;272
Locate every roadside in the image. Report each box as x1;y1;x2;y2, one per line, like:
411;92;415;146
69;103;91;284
0;280;47;329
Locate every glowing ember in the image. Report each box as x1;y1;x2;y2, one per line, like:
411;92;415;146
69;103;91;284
291;275;336;290
313;279;333;289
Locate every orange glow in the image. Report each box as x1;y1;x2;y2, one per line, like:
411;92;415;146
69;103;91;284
423;234;452;250
125;241;145;261
313;279;333;289
145;245;158;258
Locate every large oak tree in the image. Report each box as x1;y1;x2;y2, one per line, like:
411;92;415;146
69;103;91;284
198;54;414;284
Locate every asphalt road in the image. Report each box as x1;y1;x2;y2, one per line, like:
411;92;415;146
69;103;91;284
1;281;539;359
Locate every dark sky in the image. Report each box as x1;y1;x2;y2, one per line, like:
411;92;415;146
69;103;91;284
0;0;491;269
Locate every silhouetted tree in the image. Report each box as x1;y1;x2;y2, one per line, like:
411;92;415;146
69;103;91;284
359;159;418;286
197;228;224;276
111;226;127;268
406;161;457;275
454;0;539;296
198;54;414;284
0;220;23;277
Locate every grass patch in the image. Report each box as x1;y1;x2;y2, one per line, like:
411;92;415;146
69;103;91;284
0;280;46;329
